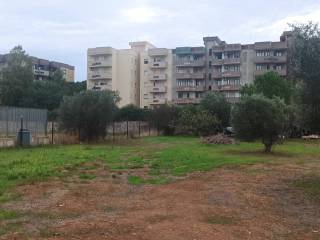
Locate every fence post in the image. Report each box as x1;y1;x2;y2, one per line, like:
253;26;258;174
138;121;141;137
149;122;151;136
127;120;129;139
112;121;115;149
6;107;9;138
51;122;54;144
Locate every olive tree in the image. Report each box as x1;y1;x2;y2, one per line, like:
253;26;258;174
231;95;287;152
59;90;119;141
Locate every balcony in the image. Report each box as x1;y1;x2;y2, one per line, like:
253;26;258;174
33;69;50;76
150;98;167;105
176;86;205;92
174;98;201;105
149;61;167;68
254;55;287;64
223;58;241;65
254;41;288;50
175;59;205;67
219;85;241;91
89;72;112;80
149;74;167;81
148;48;168;56
212;72;222;79
88;60;112;68
222;71;241;78
254;69;287;77
213;59;223;66
175;72;205;79
149;86;167;93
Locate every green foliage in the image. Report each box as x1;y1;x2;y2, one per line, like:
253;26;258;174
232;95;287;152
241;72;293;104
290;22;320;133
115;104;150;121
0;46;86;112
59;90;119;141
200;92;231;129
176;105;219;136
0;46;34;107
149;104;179;135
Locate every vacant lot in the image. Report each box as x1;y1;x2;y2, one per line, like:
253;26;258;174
0;137;320;239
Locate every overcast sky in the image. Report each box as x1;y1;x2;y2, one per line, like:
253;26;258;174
1;0;320;81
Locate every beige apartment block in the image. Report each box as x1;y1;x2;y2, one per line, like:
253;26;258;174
140;48;174;108
88;42;175;108
87;46;142;107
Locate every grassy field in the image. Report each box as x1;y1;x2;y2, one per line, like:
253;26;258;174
0;136;320;201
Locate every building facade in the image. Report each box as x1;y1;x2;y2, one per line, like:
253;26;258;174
173;47;206;105
0;54;75;82
88;31;291;108
140;48;173;108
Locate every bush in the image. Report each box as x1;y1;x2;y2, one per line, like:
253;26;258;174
231;95;287;152
149;104;179;135
115;104;150;121
59;90;119;141
200;92;231;129
176;105;219;136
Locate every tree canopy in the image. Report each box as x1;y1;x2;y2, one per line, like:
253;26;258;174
232;95;287;152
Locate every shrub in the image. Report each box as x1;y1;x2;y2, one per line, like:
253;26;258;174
59;90;119;141
232;95;287;152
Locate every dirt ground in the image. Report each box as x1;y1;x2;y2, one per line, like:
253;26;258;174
1;161;320;240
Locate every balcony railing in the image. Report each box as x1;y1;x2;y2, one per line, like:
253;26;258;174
33;69;50;76
223;58;241;65
149;74;167;81
175;59;205;67
89;72;112;79
219;85;241;91
149;61;167;68
149;86;167;93
148;48;168;56
150;98;167;105
254;69;287;77
176;86;205;92
254;55;287;63
174;98;201;105
222;71;241;78
254;41;288;50
88;60;112;67
212;72;222;78
175;72;205;79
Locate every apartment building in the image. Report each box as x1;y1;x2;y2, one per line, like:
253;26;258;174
140;48;173;108
173;47;206;105
204;32;290;102
0;54;75;82
87;42;154;107
88;31;291;108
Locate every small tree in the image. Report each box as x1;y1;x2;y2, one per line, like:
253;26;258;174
200;92;231;130
241;72;293;104
59;90;119;141
232;95;287;152
0;46;34;107
115;104;147;121
149;104;179;135
176;105;219;136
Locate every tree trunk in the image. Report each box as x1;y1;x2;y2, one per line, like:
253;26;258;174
264;142;273;153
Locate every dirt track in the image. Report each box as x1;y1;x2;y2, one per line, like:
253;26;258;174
2;162;320;240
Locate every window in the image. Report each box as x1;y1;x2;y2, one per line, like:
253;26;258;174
209;61;212;68
178;92;183;99
144;59;148;64
209;73;212;80
209;49;212;56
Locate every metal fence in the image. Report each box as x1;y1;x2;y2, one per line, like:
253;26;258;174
0;106;47;137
